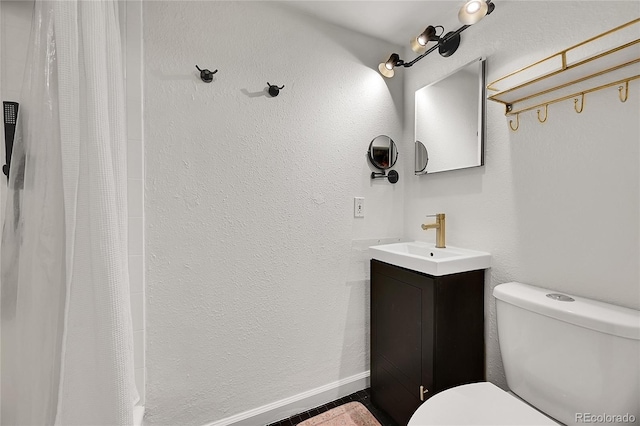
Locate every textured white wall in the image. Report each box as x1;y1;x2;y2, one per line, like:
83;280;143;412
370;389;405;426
143;2;404;425
402;1;640;388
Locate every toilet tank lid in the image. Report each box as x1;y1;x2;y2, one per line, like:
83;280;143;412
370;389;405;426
493;282;640;340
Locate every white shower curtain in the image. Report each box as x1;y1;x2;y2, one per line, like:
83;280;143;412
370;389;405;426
1;1;138;424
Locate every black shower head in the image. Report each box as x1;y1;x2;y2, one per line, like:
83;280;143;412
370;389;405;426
3;101;19;178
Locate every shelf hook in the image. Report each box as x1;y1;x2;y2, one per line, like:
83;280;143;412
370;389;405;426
574;93;585;113
537;104;548;123
618;81;629;102
509;113;520;132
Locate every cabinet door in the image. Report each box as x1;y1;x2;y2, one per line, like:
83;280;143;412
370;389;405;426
432;271;485;391
371;260;434;425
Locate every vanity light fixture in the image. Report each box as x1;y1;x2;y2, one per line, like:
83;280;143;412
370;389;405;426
378;53;402;78
378;0;495;78
411;25;442;54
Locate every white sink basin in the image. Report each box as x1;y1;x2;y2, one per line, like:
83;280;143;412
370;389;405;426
369;241;491;276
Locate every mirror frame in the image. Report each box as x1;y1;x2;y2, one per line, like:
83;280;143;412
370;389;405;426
367;135;398;170
415;141;429;175
414;57;486;174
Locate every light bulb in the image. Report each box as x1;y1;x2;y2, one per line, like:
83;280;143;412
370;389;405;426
411;26;437;54
465;1;481;14
378;53;400;78
411;38;427;54
378;63;395;78
458;0;489;25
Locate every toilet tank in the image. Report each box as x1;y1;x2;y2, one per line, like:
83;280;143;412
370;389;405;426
494;282;639;426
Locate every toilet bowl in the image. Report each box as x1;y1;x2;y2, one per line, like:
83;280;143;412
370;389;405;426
408;382;557;425
407;282;640;426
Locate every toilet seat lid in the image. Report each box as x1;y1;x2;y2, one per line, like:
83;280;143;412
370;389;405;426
408;382;559;425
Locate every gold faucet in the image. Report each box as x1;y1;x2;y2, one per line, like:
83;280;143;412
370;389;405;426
421;213;446;248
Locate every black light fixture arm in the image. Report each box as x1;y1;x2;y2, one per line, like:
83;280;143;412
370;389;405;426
401;43;440;68
401;24;469;68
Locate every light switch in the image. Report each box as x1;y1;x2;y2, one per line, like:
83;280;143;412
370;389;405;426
354;197;364;218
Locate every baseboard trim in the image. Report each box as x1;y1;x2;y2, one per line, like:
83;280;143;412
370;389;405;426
204;371;370;426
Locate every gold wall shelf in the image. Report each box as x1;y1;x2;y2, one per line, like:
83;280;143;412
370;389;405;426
487;18;640;130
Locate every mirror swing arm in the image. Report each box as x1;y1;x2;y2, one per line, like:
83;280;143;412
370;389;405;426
371;170;400;184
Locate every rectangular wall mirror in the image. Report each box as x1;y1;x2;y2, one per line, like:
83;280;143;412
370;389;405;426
415;57;486;174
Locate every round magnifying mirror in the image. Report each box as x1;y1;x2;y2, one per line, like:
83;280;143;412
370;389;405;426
415;140;429;175
367;135;398;170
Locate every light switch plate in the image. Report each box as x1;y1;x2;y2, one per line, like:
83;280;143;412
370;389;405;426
354;197;364;218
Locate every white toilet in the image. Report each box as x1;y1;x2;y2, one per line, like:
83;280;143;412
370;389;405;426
408;282;640;425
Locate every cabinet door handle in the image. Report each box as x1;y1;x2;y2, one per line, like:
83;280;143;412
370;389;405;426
420;385;429;401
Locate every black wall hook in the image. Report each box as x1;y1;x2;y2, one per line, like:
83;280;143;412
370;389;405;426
196;65;218;83
267;82;285;97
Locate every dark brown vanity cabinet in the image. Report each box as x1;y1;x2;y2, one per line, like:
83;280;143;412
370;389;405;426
370;259;485;426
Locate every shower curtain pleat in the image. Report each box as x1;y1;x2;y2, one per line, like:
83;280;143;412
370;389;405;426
1;3;67;424
1;1;138;425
